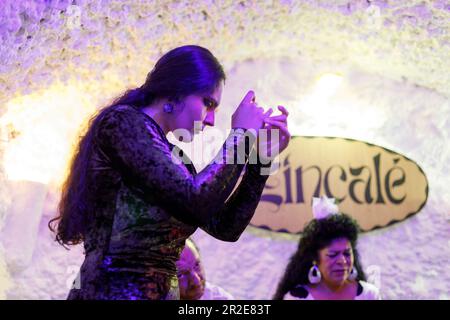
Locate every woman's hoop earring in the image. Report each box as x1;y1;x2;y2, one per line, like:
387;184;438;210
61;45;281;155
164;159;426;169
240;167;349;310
308;262;321;284
348;267;358;281
163;103;174;113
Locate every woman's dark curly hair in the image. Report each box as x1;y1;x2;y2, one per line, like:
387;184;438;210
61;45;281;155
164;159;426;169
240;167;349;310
273;214;366;300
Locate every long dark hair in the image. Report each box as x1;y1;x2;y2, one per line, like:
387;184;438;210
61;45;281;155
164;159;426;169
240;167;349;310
49;45;226;246
273;214;367;300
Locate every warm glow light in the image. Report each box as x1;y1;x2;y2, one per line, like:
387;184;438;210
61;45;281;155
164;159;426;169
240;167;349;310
289;73;386;142
311;73;344;99
0;83;97;186
300;73;344;115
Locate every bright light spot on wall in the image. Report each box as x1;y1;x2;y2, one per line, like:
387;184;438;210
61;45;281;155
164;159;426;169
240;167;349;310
299;73;344;120
311;73;344;100
0;83;97;186
289;73;386;141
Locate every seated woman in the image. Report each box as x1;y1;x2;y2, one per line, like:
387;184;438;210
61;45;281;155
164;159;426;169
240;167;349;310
273;197;381;300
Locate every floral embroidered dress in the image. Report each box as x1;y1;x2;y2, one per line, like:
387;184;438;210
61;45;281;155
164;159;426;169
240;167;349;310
67;104;270;300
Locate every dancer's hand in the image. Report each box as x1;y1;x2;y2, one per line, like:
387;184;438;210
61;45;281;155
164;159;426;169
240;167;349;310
258;105;291;160
232;90;270;132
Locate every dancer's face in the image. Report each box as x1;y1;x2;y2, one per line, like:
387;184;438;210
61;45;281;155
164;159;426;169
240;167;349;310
317;238;354;286
173;82;222;142
176;242;206;300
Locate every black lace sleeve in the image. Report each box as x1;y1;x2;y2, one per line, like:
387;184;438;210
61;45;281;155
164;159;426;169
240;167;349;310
200;154;271;241
96;105;251;227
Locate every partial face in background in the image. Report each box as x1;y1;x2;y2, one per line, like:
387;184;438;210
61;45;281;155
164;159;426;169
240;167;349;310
176;241;206;300
172;82;223;142
317;237;354;287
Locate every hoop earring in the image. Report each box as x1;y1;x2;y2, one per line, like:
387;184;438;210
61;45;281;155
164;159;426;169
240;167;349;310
163;103;174;113
348;267;358;281
308;262;321;284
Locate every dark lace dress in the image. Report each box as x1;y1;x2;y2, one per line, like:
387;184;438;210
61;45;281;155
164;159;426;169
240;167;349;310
66;105;270;300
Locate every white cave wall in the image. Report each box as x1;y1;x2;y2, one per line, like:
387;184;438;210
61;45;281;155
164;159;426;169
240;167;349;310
0;0;449;299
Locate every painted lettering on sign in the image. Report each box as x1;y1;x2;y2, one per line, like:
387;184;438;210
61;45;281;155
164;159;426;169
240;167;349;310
251;137;428;232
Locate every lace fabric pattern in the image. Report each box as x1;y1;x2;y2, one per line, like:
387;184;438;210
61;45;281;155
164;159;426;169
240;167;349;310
67;105;270;300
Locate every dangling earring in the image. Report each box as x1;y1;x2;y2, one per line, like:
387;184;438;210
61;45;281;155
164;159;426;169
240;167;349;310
163;103;174;113
348;267;358;281
308;262;321;284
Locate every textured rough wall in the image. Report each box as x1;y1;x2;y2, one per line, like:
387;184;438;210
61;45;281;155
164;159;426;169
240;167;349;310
0;134;12;299
0;0;449;299
0;0;449;109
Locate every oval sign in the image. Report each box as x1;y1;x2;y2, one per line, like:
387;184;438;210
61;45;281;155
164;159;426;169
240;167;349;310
250;136;428;233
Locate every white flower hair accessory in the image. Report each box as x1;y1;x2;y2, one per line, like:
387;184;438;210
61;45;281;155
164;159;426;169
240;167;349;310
312;196;340;220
